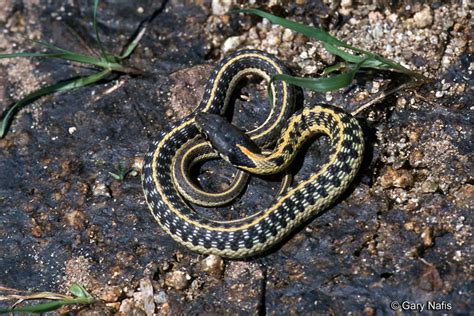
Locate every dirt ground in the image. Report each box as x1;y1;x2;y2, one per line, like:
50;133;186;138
0;0;472;314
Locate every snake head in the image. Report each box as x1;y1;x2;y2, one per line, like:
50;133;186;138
195;112;260;167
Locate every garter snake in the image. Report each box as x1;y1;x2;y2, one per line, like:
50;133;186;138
172;137;293;206
142;49;364;258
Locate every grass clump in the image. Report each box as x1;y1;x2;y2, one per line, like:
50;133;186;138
0;0;151;138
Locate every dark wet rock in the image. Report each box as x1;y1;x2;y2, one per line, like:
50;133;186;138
0;1;472;315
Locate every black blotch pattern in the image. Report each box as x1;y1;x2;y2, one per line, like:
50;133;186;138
316;184;329;198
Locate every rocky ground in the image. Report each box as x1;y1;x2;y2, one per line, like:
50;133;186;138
0;0;472;314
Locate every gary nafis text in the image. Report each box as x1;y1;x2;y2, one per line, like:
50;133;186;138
390;300;452;311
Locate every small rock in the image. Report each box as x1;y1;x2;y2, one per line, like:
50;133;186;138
119;298;134;315
135;278;155;316
221;36;242;54
266;31;281;47
405;246;419;259
164;270;191;290
282;28;294;42
421;178;439;193
341;0;352;9
421;227;433;247
99;285;122;303
30;218;42;238
64;209;87;230
0;138;14;150
409;149;424;168
201;254;225;275
404;222;415;231
133;156;144;172
211;0;232;16
413;7;433;28
92;182;111;198
380;167;414;189
165;108;174;118
154;290;168;304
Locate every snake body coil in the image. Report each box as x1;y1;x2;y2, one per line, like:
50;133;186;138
142;50;364;258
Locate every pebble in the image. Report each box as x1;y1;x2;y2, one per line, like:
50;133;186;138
201;254;225;275
282;28;294;42
30;218;42;238
413;7;433;29
64;209;87;230
421;227;433;247
99;285;122;303
341;0;352;9
92;182;111;198
221;36;242;54
421;178;439;193
164;270;191;290
154;291;168;304
211;0;232;16
409;149;424;168
133;278;155;316
118;298;134;315
404;222;415;231
380;167;414;189
453;250;462;261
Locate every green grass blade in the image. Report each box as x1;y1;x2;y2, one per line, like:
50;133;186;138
69;284;92;299
0;52;65;58
324;43;391;69
33;40;78;54
0;69;111;138
269;58;369;101
271;71;354;92
321;62;347;76
0;300;73;313
93;0;108;60
56;52;102;65
0;51;104;65
0;50;129;71
323;43;366;64
0;297;94;313
120;25;147;59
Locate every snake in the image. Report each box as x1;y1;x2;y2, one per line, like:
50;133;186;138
142;49;364;258
171;137;293;206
